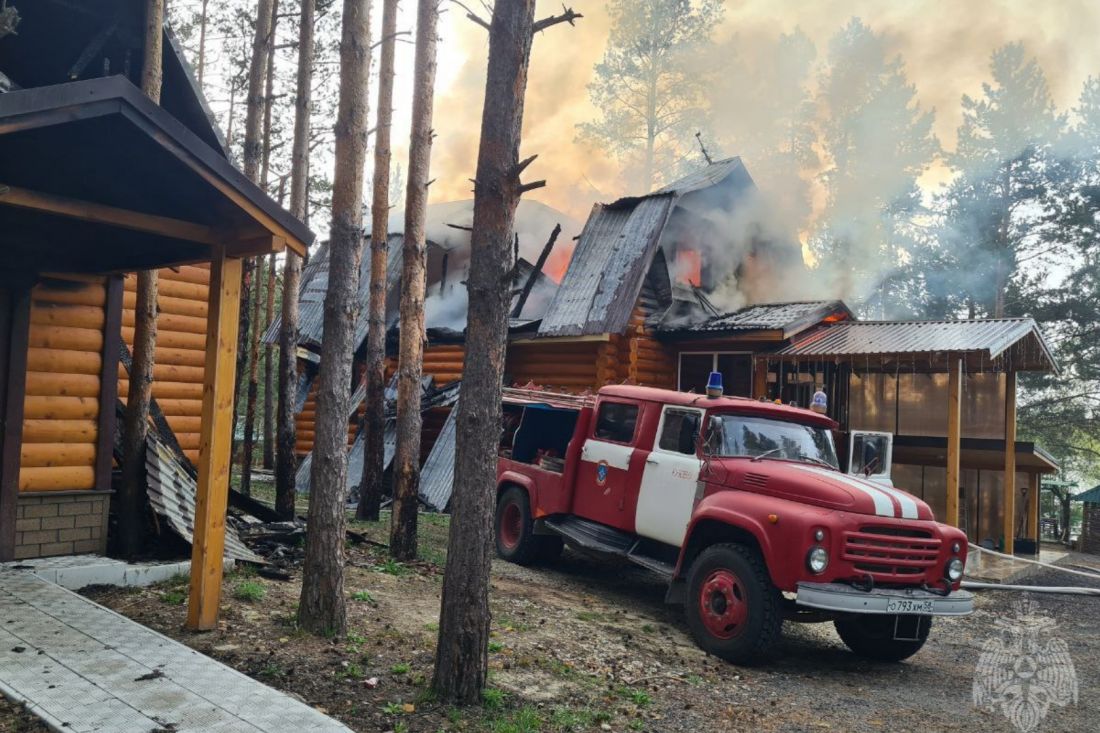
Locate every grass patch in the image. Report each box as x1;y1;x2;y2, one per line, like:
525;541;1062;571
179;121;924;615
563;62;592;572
159;589;187;605
233;581;265;602
374;558;410;577
488;641;504;653
390;662;410;675
350;590;376;604
482;687;507;710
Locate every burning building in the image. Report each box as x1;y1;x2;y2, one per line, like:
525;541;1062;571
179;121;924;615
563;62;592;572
284;157;1057;554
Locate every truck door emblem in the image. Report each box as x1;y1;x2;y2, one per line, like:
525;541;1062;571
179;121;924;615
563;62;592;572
596;460;609;487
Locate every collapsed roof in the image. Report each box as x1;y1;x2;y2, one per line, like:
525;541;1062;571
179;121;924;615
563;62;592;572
535;157;806;338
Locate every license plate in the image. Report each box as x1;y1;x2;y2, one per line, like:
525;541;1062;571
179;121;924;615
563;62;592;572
887;598;934;614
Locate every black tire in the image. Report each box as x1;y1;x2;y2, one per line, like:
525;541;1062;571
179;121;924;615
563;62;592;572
494;487;542;565
536;534;564;563
834;615;931;662
683;543;783;665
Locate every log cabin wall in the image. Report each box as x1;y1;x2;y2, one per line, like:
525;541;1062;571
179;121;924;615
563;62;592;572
14;277;114;559
505;340;604;392
120;265;210;464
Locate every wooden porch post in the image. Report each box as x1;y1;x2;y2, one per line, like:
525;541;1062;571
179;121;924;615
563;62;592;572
945;356;962;529
186;249;242;631
1003;370;1017;555
0;284;31;561
752;358;768;399
1028;472;1041;545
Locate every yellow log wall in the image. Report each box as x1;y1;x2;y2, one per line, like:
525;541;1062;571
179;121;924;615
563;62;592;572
120;265;210;463
20;280;105;491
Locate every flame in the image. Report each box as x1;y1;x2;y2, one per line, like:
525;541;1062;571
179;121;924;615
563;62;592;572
676;249;703;288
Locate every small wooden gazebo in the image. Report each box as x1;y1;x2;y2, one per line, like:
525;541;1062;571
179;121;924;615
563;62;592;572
0;77;312;628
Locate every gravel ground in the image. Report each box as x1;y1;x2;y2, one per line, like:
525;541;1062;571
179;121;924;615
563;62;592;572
5;515;1097;732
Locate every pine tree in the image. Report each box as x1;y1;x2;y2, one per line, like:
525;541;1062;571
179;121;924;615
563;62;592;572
577;0;723;192
358;0;399;523
810;18;939;317
298;0;371;636
391;0;440;561
432;1;580;705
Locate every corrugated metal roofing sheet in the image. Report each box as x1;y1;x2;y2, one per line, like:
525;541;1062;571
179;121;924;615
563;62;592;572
658;300;848;334
418;406;457;511
776;318;1056;369
145;435;261;563
537;196;674;337
263;235;404;349
652;157;750;196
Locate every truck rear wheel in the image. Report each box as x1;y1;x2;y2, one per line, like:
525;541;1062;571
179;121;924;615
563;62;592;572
834;615;931;662
684;543;783;665
495;487;557;565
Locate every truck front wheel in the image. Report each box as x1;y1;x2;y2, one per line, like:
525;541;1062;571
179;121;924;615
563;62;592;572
494;487;560;565
684;543;783;665
834;615;931;662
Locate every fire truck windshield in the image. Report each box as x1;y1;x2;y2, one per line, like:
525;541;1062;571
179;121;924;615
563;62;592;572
704;414;839;469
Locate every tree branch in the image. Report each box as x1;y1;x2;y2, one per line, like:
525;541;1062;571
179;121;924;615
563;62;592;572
450;0;489;29
518;180;547;194
533;5;582;33
512;154;538;178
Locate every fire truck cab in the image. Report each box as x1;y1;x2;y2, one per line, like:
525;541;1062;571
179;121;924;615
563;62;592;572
494;382;972;665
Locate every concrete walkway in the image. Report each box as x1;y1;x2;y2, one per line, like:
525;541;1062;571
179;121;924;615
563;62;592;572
0;567;352;732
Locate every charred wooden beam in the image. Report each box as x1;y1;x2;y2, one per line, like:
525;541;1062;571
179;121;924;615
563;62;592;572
511;223;560;318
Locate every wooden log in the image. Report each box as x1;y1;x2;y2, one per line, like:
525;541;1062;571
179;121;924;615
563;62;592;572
21;443;96;468
26;347;102;376
169;416;203;433
26;373;100;397
22;419;97;443
122;310;208;335
151;381;205;400
149;278;209;302
122;327;206;351
28;325;104;353
151;398;204;416
123;290;208;319
18;465;96;491
30;304;105;330
174;433;201;450
148;347;206;368
23;396;100;420
155;264;211;285
33;284;106;308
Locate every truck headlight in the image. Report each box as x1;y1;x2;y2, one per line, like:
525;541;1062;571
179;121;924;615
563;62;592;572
807;546;828;574
946;557;964;582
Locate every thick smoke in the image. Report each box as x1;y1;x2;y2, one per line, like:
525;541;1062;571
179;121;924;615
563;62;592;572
422;0;1100;315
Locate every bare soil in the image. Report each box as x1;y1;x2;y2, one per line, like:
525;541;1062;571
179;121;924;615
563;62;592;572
12;509;1099;733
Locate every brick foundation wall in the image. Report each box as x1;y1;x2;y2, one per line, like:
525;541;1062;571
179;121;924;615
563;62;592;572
13;491;110;559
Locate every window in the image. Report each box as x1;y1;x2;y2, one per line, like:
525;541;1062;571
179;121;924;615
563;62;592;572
703;413;839;468
850;433;890;477
594;402;639;444
658;408;702;454
678;353;753;397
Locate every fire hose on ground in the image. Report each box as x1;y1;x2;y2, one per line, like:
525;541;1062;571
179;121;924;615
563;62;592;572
960;543;1100;596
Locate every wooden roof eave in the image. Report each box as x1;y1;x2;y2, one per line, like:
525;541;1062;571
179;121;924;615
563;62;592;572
0;77;312;261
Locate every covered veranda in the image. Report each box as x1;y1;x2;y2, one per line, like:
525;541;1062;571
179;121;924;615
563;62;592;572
758;318;1059;554
0;76;311;628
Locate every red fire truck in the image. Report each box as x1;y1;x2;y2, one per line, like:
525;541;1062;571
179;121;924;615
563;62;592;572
494;382;973;665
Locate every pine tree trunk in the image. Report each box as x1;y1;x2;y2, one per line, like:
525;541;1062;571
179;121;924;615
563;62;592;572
391;0;440;561
433;0;541;704
197;0;210;87
235;0;277;472
358;0;399;523
298;0;372;637
118;0;165;559
277;0;315;520
242;0;280;496
263;250;277;470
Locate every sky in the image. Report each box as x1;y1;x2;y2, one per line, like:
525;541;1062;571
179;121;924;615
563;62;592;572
385;0;1100;224
173;0;1100;225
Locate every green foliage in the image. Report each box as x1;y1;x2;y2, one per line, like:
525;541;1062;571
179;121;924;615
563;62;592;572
390;662;410;675
374;558;409;576
233;581;265;602
350;590;376;603
482;687;507;710
159;590;187;605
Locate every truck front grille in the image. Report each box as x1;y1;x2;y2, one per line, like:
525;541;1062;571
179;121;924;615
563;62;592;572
842;525;941;581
